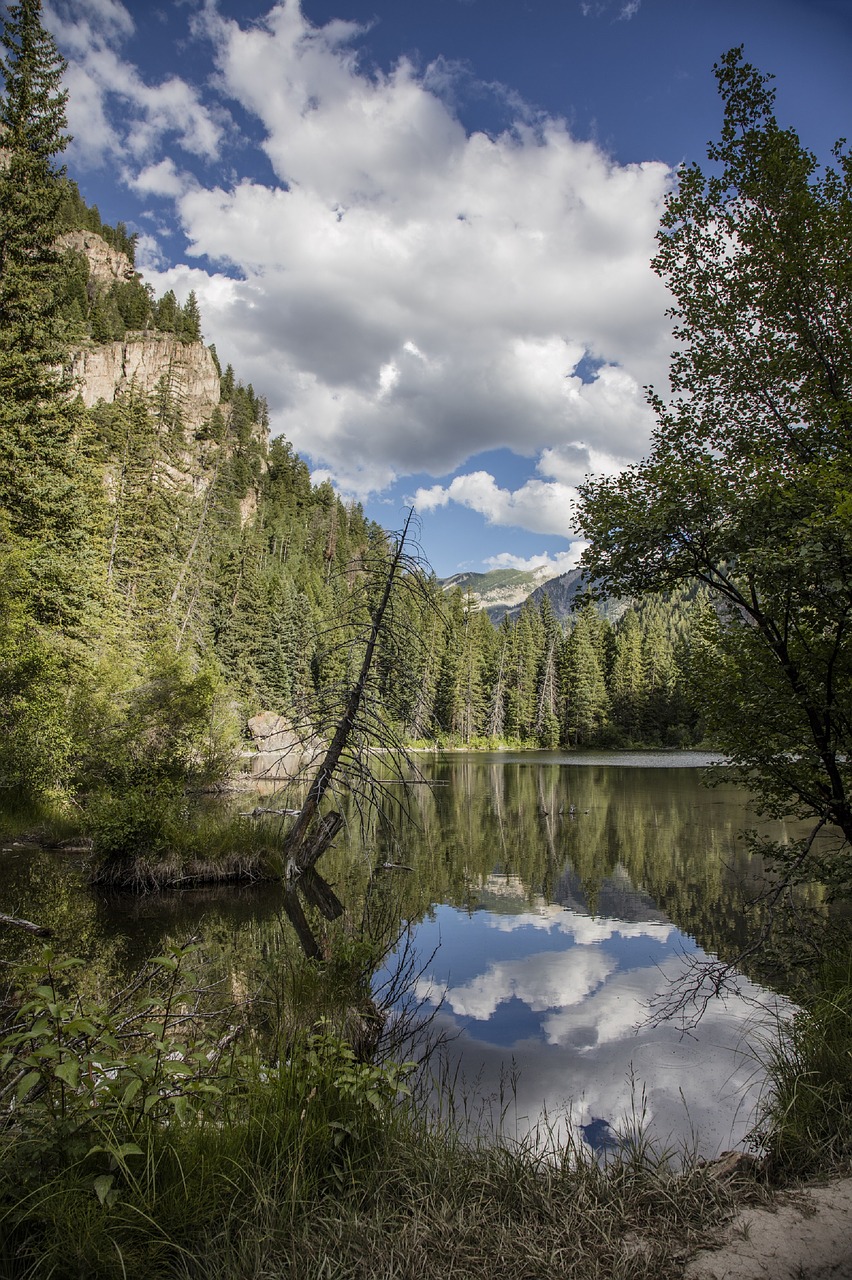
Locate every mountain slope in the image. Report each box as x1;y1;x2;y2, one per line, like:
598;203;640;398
439;564;558;621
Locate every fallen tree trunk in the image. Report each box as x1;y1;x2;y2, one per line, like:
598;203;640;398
0;913;52;937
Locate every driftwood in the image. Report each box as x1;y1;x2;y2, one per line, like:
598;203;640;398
0;913;52;938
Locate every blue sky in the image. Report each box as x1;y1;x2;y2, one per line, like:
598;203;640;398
43;0;852;577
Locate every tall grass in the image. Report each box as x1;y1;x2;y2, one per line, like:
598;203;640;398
1;1077;743;1280
753;947;852;1182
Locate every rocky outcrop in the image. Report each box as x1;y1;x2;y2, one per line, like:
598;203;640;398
57;229;136;287
70;334;221;434
243;713;323;781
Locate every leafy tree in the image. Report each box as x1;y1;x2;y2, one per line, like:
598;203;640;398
576;49;852;892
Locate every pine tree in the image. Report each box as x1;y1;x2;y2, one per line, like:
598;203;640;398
0;0;102;625
610;609;645;741
180;290;202;342
562;601;609;746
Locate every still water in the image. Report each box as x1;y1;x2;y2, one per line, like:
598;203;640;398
1;752;816;1156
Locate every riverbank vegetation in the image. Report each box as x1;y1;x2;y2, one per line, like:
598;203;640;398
0;934;749;1280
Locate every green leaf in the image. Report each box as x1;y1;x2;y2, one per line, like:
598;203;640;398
16;1071;41;1101
54;1059;80;1088
114;1142;143;1159
93;1174;115;1206
121;1077;142;1107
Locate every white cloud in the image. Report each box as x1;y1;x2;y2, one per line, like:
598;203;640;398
54;0;674;522
147;2;672;504
46;1;224;166
484;550;584;574
128;158;195;199
413;472;578;537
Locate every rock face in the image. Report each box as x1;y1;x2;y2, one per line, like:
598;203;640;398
70;335;221;434
244;712;323;781
57;230;136;288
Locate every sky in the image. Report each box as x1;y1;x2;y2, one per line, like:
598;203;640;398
41;0;852;577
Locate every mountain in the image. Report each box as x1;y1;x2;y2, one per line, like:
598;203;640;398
440;564;628;625
438;564;558;621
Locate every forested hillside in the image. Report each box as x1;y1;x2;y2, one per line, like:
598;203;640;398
2;189;709;803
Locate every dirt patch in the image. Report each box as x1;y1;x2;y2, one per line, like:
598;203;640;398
684;1177;852;1279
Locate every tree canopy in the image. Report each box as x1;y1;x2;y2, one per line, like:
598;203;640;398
576;49;852;893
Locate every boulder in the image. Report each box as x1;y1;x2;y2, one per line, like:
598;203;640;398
245;713;321;780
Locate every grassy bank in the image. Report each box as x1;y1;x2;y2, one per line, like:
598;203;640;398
754;946;852;1182
0;939;753;1280
3;929;851;1279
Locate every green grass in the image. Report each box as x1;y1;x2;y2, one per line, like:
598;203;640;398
1;1083;746;1280
752;947;852;1182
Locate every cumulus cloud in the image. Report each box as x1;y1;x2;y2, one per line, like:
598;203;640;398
53;0;674;524
413;472;579;536
128;158;195;199
484;550;584;574
46;0;224;166
130;1;673;505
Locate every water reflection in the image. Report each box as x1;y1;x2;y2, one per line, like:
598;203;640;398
406;900;777;1156
377;752;821;1156
1;752;826;1157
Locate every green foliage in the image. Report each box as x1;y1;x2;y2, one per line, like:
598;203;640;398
0;938;740;1280
0;939;414;1278
576;50;852;874
0;573;73;794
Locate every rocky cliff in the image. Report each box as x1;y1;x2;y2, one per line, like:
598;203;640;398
70;333;221;434
58;229;137;288
61;230;222;435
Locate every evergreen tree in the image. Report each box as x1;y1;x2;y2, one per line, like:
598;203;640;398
534;596;562;748
180;289;202;342
610;610;644;741
0;0;101;625
562;601;609;746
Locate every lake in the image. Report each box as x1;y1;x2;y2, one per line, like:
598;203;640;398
0;751;819;1158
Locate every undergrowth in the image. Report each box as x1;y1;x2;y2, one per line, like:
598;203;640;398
0;941;757;1280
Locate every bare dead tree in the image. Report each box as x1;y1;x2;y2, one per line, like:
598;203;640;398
277;509;445;957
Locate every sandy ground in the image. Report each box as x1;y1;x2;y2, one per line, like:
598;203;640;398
684;1178;852;1280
